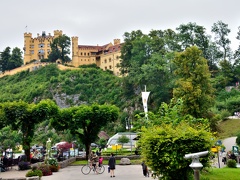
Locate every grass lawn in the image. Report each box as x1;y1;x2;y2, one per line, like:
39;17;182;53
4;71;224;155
201;167;240;180
218;118;240;139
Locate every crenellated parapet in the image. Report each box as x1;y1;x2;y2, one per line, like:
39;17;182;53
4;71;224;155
54;30;63;38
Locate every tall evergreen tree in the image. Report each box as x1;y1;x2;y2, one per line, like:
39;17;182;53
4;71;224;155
0;47;11;73
173;46;215;118
8;47;23;70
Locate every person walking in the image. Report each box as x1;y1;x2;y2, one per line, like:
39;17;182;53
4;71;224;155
108;153;116;178
141;161;148;177
222;151;227;165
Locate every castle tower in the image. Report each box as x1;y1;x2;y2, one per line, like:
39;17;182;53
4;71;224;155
71;36;79;67
23;32;32;64
114;39;120;45
54;30;63;38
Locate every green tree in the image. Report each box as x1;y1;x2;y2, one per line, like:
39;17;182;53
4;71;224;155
0;47;11;73
219;59;235;86
0;99;59;161
0;126;22;153
117;135;129;148
176;22;210;55
141;52;174;106
48;34;71;64
51;104;119;159
139;122;213;180
211;21;232;61
7;47;23;70
236;133;240;146
173;46;215;118
120;30;145;76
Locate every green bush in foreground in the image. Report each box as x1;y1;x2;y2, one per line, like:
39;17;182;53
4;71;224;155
26;169;43;178
227;159;237;168
139;122;213;180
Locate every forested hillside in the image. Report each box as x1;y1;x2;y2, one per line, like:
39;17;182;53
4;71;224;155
0;64;127;109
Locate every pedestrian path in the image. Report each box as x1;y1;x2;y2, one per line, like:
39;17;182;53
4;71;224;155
0;165;148;180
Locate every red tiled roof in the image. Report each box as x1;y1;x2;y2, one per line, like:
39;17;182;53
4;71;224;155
78;43;111;51
98;131;110;140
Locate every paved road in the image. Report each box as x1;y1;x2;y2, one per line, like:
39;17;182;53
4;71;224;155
222;136;237;152
42;165;147;180
0;165;148;180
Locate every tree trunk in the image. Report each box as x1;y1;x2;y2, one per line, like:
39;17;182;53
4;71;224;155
84;142;91;160
23;140;31;162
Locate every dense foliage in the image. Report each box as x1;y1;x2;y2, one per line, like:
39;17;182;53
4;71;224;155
0;99;59;161
173;46;215;118
139;122;213;180
51;104;119;159
48;34;71;64
0;47;23;73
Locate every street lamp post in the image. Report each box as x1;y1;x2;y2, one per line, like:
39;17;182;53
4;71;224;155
125;117;133;155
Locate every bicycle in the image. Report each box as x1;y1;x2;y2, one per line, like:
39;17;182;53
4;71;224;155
81;163;105;175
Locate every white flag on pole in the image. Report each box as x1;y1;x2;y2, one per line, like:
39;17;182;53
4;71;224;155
142;91;150;117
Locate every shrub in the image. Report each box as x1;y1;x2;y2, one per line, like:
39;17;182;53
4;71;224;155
227;159;237;168
236;132;240;146
37;163;52;176
49;165;59;172
139;122;213;180
45;158;59;172
26;169;43;178
18;161;31;170
45;158;58;167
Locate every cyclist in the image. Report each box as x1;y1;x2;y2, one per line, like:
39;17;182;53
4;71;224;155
99;156;103;167
89;151;99;171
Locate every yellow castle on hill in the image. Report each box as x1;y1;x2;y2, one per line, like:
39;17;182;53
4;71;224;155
23;30;122;76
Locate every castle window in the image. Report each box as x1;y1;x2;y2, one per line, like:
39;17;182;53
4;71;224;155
81;52;83;55
84;52;86;56
30;50;34;54
105;67;107;70
109;65;112;69
88;53;89;56
38;49;45;53
38;43;44;48
104;59;107;63
30;45;34;48
109;58;111;62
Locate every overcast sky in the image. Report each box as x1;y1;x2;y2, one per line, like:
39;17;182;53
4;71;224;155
1;0;240;52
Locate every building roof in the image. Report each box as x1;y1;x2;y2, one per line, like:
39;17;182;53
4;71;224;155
107;132;137;147
98;131;110;140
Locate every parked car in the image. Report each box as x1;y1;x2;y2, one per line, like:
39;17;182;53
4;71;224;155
78;151;86;157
